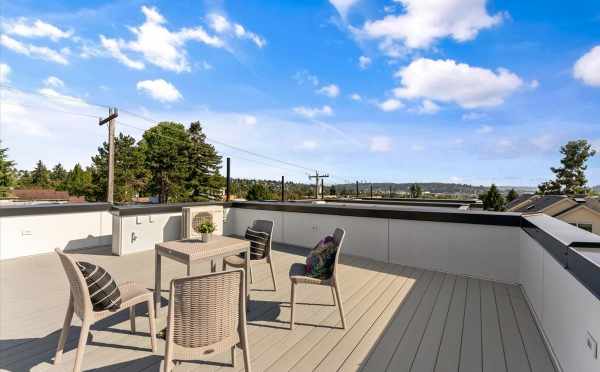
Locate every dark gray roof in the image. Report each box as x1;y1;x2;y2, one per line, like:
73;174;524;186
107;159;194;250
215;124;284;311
553;197;600;217
514;195;568;213
506;193;535;210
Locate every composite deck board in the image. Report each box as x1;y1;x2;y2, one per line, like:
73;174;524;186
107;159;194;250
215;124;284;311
0;244;557;372
460;278;482;372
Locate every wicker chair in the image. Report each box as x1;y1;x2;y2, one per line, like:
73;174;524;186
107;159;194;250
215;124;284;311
223;220;276;291
163;269;251;372
289;228;346;330
53;248;157;372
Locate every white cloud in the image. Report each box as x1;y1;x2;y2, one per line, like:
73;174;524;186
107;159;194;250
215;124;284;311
350;93;362;101
394;58;523;108
377;98;403;112
574;45;600;87
0;63;11;83
462;112;487;121
417;99;440;114
411;144;425;151
317;84;340;98
99;35;144;70
476;125;493;134
100;6;224;73
530;134;555;151
377;38;408;59
208;13;266;48
3;18;73;41
329;0;360;19
293;105;333;118
242;115;257;126
529;79;539;89
293;70;319;86
368;136;393;152
37;88;88;107
43;76;64;88
136;79;183;103
359;55;371;69
0;34;69;64
297;140;319;150
361;0;504;49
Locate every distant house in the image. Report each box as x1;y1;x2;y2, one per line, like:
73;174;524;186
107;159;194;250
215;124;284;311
507;194;600;234
10;189;86;203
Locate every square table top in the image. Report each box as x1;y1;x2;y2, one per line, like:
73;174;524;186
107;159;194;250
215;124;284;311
156;235;250;262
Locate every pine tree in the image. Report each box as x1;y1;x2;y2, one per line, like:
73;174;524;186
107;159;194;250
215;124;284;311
506;189;519;203
140;122;192;203
409;184;422;198
538;140;596;195
91;133;148;203
0;142;16;196
482;184;505;211
186;121;224;201
246;183;274;201
64;164;93;198
50;163;68;189
31;160;50;188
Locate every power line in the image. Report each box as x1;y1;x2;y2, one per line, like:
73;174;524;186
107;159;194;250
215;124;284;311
0;84;110;109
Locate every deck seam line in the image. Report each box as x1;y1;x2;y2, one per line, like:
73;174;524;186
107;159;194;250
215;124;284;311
432;275;458;372
458;276;469;372
494;284;509;372
508;291;534;372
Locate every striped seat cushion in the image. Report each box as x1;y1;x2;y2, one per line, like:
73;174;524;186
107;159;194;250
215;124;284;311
245;227;270;260
77;261;121;311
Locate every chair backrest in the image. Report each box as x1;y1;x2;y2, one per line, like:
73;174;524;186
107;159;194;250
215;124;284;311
251;219;274;258
167;270;243;353
55;248;92;319
331;228;346;279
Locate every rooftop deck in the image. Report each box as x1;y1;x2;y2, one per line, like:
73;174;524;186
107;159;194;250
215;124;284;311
0;244;556;372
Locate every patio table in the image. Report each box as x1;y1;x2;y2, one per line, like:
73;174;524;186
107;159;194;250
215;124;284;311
154;236;251;314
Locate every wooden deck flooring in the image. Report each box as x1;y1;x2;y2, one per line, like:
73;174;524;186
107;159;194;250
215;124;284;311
0;244;556;372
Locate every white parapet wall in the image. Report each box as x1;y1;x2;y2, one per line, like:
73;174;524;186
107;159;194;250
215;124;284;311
227;206;521;283
0;207;112;260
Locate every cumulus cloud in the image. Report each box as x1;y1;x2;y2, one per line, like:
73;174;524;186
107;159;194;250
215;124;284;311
358;56;371;69
293;105;333;118
2;18;73;41
207;13;266;48
293;70;320;86
476;125;493;134
43;76;64;88
100;6;224;73
361;0;504;49
37;88;89;107
136;79;183;103
377;98;403;112
297;140;319;150
393;58;523;108
350;93;362;101
368;136;393;152
0;63;11;83
0;34;69;64
574;45;600;87
242;115;257;126
317;84;340;98
329;0;360;19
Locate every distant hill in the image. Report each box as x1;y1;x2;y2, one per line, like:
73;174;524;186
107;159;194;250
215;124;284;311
333;183;535;197
592;185;600;192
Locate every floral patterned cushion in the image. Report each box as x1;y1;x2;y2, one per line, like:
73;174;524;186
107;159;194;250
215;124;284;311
305;235;338;279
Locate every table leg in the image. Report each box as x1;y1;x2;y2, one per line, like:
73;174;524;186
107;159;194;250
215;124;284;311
154;250;161;315
187;263;191;276
245;248;250;308
211;259;216;273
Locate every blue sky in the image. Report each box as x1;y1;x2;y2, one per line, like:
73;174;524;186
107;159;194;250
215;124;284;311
1;0;599;186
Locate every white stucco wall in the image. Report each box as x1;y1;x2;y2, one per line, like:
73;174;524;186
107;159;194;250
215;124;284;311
0;211;112;260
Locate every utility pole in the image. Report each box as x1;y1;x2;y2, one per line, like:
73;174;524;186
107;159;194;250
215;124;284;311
225;157;231;201
308;171;329;199
356;181;359;198
281;176;285;201
99;107;118;204
370;183;373;198
321;179;324;199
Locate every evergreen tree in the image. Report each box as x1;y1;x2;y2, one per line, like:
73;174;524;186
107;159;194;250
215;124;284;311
246;183;275;201
91;133;148;203
64;164;94;198
482;184;505;211
50;163;68;188
186;121;224;201
31;160;50;188
140;122;192;203
538;140;596;195
15;170;33;188
0;142;16;196
409;184;422;198
330;185;337;195
506;189;519;203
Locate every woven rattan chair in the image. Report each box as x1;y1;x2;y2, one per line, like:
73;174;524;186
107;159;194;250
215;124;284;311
223;220;276;291
163;269;251;372
53;248;157;372
289;228;346;330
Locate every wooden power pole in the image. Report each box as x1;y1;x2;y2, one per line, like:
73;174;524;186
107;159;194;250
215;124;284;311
99;108;118;204
308;171;329;199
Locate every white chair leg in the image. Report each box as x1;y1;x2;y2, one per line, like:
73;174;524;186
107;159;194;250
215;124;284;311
268;257;277;291
54;299;74;364
73;320;91;372
249;262;254;284
334;282;346;329
331;286;336;306
231;346;236;367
